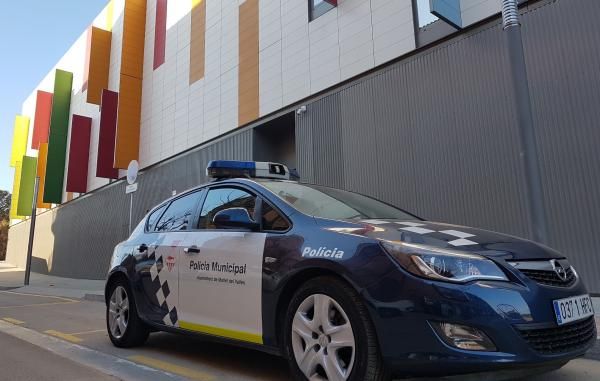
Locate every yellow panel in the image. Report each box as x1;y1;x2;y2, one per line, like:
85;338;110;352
36;143;51;209
86;27;112;105
120;0;147;79
178;320;263;344
9;161;23;220
106;0;115;31
238;0;259;126
189;0;206;84
10;116;30;167
114;74;142;169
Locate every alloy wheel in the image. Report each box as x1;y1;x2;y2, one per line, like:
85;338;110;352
291;294;356;381
108;285;130;339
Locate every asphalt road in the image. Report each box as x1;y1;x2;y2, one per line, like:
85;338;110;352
0;289;598;381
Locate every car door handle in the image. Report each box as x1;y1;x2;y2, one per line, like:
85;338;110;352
137;244;148;253
184;246;200;254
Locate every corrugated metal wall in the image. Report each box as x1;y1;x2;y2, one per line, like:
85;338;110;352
297;0;600;292
7;130;253;279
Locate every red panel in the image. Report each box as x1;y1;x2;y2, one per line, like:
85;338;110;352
66;115;92;193
153;0;167;70
31;91;53;150
96;89;119;179
325;0;337;5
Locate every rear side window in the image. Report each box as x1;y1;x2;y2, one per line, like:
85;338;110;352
155;191;202;232
198;187;256;229
261;202;290;231
146;204;167;231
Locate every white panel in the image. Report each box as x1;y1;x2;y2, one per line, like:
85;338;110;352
460;0;500;27
281;0;310;105
338;0;374;80
309;10;340;93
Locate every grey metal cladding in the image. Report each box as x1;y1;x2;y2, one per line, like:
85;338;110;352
296;0;600;291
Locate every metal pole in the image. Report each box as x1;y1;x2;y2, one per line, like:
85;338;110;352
24;177;40;286
129;193;133;234
501;0;548;244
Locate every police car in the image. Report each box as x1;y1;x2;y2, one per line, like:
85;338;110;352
105;161;595;381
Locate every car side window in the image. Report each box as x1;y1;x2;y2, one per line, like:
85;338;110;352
155;191;202;232
146;204;167;231
198;187;256;229
261;202;290;231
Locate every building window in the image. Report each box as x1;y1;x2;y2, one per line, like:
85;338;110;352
310;0;337;21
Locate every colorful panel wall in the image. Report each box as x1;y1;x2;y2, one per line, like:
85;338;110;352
17;156;37;217
32;91;53;150
239;0;259;126
82;27;92;92
86;27;112;105
44;69;73;204
36;143;51;209
96;90;119;179
189;0;206;84
115;0;147;169
9;161;23;220
153;0;167;70
66;115;92;193
10;116;30;167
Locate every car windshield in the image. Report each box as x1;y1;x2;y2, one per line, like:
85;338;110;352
259;181;418;221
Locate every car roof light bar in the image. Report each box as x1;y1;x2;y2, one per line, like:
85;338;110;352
206;160;296;180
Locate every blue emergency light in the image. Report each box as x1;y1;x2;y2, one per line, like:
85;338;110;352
206;160;298;180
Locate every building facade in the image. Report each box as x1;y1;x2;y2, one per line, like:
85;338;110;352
6;0;600;291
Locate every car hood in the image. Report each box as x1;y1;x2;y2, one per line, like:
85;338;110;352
318;218;563;261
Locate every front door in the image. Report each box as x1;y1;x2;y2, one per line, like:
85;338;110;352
178;186;266;344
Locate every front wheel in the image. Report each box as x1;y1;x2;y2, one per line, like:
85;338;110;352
283;276;389;381
106;279;149;347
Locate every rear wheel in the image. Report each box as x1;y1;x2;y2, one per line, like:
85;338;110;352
283;276;389;381
106;279;149;347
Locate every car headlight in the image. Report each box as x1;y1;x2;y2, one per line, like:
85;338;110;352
381;241;508;283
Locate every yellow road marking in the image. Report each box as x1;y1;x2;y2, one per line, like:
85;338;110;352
44;330;83;343
0;291;78;303
69;329;106;336
0;301;78;309
179;320;263;344
2;317;25;325
128;355;215;381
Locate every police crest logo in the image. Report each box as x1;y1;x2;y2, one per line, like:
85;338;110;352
166;256;176;272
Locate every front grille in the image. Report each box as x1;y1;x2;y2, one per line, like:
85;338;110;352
520;267;576;287
518;317;596;354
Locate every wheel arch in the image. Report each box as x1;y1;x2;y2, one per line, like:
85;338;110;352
104;270;129;305
274;266;361;350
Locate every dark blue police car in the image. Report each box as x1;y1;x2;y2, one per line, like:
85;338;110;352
105;160;595;381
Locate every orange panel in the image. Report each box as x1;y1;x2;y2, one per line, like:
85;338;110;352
239;0;259;126
114;74;142;169
86;27;112;105
121;0;147;79
36;143;51;209
189;0;206;84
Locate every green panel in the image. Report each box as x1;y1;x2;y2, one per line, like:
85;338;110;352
44;69;73;204
17;156;38;216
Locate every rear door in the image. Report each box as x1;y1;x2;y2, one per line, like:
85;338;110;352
140;190;204;327
178;186;266;344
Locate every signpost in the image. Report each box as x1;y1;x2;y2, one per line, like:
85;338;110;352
127;160;139;234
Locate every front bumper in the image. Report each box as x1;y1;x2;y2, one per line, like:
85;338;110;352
362;267;596;377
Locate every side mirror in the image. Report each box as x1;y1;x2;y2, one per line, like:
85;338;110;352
213;208;259;231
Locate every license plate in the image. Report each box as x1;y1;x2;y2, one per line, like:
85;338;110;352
553;294;595;326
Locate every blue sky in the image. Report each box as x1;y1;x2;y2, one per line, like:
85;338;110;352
0;0;108;192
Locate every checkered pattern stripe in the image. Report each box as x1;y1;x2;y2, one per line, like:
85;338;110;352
362;220;479;247
148;250;179;326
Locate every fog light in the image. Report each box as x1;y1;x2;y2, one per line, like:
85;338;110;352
431;322;496;351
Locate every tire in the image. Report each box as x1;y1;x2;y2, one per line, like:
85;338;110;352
106;278;150;348
283;276;389;381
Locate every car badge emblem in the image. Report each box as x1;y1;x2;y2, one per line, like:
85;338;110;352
166;256;176;272
551;260;567;281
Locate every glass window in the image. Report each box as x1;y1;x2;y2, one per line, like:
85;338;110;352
262;202;290;231
146;204;167;231
310;0;336;21
198;188;257;229
155;192;202;232
259;181;418;221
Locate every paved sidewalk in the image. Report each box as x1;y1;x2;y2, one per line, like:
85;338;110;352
0;262;104;301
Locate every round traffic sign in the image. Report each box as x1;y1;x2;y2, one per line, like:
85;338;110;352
127;160;139;185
